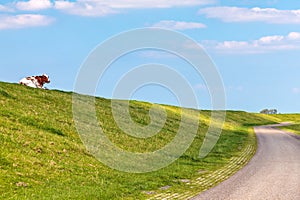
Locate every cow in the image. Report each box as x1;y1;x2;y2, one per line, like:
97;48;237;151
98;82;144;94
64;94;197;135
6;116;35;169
19;74;50;89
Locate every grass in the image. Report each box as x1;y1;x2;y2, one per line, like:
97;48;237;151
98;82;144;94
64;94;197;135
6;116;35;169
257;113;300;135
0;81;299;199
280;124;300;135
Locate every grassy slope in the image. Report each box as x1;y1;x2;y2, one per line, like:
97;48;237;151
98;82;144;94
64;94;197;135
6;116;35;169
280;124;300;135
274;114;300;135
0;81;299;199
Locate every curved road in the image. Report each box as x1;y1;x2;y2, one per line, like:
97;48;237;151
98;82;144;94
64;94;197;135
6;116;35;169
193;123;300;200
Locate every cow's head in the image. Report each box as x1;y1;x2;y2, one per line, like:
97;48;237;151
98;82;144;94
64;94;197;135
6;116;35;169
42;74;50;83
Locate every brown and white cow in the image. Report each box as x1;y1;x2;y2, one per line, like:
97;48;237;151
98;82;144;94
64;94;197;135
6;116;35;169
19;74;50;89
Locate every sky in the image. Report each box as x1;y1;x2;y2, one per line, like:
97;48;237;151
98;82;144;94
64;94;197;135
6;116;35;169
0;0;300;113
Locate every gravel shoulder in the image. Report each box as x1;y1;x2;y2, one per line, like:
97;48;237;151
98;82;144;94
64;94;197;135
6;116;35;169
192;123;300;200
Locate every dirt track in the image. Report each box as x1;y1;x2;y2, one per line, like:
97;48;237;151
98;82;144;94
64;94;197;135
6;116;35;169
192;123;300;200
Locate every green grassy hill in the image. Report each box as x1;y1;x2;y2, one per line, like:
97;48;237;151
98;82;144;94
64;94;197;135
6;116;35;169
0;81;299;199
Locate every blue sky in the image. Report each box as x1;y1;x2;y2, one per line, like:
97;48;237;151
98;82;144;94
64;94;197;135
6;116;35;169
0;0;300;113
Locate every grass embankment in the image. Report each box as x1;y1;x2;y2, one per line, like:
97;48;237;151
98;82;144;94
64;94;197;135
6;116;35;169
279;124;300;135
274;114;300;135
0;81;298;199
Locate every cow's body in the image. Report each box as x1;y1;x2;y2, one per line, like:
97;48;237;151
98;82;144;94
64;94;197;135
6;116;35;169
19;74;50;89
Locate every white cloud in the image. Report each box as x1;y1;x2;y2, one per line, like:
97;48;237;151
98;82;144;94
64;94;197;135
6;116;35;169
287;32;300;40
55;0;215;16
199;6;300;24
258;35;284;44
3;0;216;17
202;32;300;54
151;20;206;30
0;14;54;30
16;0;53;11
97;0;215;9
54;1;117;17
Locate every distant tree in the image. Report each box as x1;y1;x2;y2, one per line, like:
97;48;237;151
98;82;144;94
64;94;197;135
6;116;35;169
260;109;277;114
269;109;277;114
260;109;269;114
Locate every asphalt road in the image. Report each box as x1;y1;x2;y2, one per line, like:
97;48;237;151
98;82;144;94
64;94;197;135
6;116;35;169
192;123;300;200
